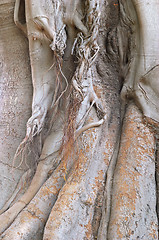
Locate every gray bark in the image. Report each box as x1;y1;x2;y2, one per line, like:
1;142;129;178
0;0;159;239
0;0;32;209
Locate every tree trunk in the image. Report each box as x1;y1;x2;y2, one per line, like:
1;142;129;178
0;0;32;209
0;0;158;239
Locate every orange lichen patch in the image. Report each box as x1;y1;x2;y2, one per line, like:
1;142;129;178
44;188;80;237
44;104;119;239
16;231;24;237
9;161;68;237
37;172;63;200
37;184;59;202
103;140;114;165
96;169;105;181
108;104;157;239
93;170;105;192
71;128;98;181
149;222;158;239
44;128;105;238
49;181;80;215
103;151;110;166
20;209;39;224
62;137;75;168
73;149;88;181
93;85;103;99
39;185;58;197
84;218;93;239
125;216;128;221
27;203;44;218
116;224;124;239
14;205;46;230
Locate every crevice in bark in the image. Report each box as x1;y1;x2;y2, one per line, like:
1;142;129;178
155;141;159;235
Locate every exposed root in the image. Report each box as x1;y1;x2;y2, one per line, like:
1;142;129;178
0;159;73;240
0;151;60;235
3;0;108;238
2;1;68;235
97;139;120;240
98;102;126;240
42;113;114;240
11;136;29;171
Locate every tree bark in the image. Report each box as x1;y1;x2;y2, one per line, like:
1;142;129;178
0;0;159;239
0;0;32;209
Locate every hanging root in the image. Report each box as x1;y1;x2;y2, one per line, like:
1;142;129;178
3;0;105;236
0;112;64;234
11;136;29;170
0;0;69;235
69;0;100;83
26;106;47;139
67;0;106;138
75;118;104;139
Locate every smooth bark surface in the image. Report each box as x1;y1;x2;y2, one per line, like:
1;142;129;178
0;0;32;209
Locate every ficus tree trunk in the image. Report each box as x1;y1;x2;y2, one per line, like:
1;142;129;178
0;0;159;239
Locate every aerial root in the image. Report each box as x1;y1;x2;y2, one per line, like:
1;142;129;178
26;106;47;138
75;118;104;139
0;159;72;240
0;152;60;235
72;79;84;99
74;78;106;137
98;124;122;240
11;106;47;171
